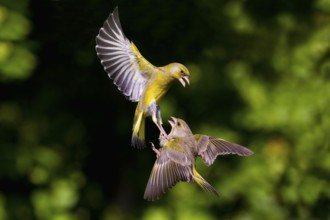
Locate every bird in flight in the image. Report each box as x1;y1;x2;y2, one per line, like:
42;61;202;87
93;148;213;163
144;117;254;201
95;7;190;148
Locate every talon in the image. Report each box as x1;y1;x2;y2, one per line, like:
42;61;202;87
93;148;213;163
149;142;161;158
159;127;169;139
160;131;170;140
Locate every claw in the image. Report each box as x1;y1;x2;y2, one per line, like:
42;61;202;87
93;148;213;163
149;142;160;158
157;124;169;138
161;130;169;138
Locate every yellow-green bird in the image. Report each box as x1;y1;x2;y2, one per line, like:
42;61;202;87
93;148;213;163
95;7;190;148
144;117;253;201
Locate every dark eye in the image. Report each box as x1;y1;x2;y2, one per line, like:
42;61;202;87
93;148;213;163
180;70;184;74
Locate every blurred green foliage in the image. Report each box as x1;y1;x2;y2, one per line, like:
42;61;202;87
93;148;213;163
0;2;36;81
0;0;329;219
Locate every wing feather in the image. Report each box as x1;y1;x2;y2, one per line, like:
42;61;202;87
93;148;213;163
144;146;193;201
195;134;254;166
95;7;155;102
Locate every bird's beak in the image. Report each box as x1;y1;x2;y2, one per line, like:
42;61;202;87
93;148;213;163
179;76;190;87
168;116;177;128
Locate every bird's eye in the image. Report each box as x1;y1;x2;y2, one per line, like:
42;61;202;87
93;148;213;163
177;122;181;126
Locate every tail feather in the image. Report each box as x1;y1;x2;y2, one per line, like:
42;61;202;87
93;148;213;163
132;109;146;148
193;168;219;196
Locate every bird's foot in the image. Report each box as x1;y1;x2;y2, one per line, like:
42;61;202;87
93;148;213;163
160;131;170;140
149;142;160;158
159;125;173;140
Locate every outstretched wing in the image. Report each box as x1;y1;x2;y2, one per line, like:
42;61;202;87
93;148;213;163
95;7;155;102
195;134;254;166
144;142;193;201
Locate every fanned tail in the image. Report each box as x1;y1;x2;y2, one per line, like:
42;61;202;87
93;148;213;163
132;107;146;148
192;167;219;196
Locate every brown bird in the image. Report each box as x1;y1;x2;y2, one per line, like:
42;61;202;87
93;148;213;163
95;7;190;148
144;117;253;201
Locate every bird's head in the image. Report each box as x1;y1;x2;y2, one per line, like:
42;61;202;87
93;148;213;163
168;117;192;137
168;63;190;87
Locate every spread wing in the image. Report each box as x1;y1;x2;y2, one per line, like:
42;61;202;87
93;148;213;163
144;141;193;201
195;134;254;166
95;7;155;102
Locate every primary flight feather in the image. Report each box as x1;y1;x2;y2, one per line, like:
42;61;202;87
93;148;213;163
95;7;190;148
144;117;253;201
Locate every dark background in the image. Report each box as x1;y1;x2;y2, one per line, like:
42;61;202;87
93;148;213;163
0;0;329;219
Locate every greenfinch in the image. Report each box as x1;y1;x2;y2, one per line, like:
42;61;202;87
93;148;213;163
95;7;190;148
144;117;253;201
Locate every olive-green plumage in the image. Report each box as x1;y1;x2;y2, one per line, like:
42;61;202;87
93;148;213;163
95;7;190;148
144;117;254;201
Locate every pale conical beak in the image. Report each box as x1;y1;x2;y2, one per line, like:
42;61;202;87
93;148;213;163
168;116;177;128
179;76;190;87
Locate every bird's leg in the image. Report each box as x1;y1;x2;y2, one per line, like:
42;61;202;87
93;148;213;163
149;102;170;139
149;142;160;158
155;105;169;139
157;123;168;138
152;115;167;137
